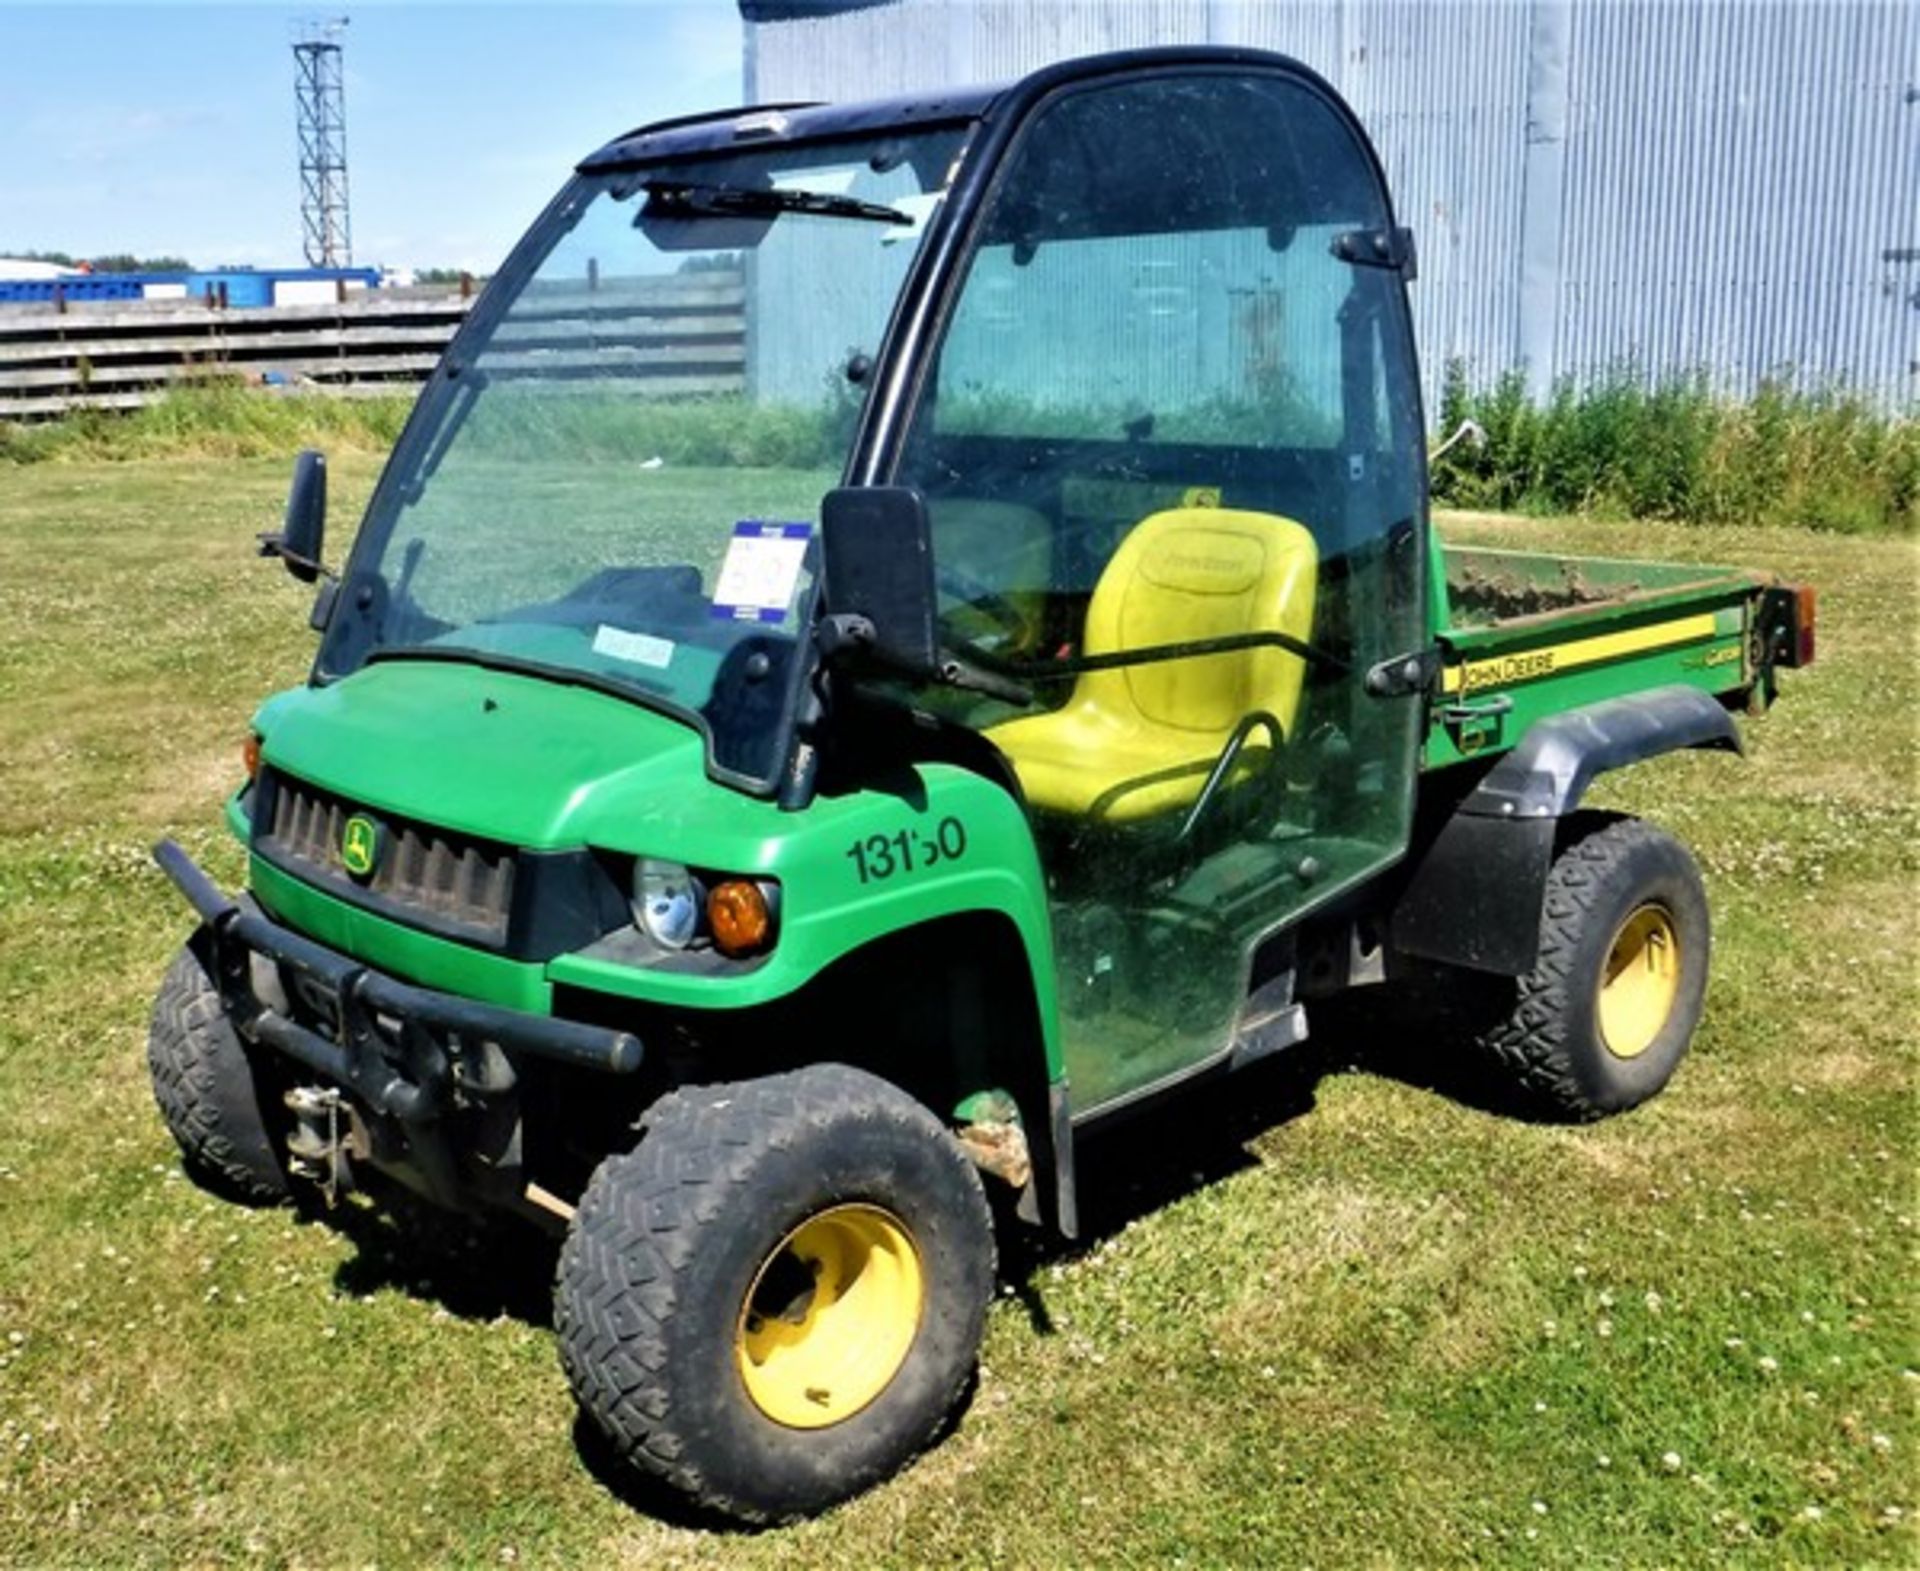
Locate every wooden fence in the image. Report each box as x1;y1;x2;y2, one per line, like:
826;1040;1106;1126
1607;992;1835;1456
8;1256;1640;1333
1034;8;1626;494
0;270;746;422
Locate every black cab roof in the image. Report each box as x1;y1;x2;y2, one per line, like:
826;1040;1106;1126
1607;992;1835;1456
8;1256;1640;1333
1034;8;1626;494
579;84;1001;172
576;45;1344;174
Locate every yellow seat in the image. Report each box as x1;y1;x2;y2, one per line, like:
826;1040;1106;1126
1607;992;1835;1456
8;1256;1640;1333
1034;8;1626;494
985;506;1317;822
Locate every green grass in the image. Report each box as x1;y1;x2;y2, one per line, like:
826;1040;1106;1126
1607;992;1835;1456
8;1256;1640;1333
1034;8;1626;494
0;456;1914;1567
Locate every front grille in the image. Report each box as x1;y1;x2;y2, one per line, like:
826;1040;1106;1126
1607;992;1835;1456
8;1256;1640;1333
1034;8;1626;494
260;772;516;945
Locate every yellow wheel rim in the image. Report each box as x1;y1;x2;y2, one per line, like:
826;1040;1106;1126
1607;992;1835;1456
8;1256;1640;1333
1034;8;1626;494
1598;903;1681;1059
736;1203;924;1430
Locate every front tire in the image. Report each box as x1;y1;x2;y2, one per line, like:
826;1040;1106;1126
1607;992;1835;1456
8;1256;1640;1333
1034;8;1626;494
147;938;291;1204
554;1064;995;1524
1467;813;1710;1121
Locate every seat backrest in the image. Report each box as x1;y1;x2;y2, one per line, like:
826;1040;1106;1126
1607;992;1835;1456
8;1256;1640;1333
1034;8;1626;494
1077;506;1318;737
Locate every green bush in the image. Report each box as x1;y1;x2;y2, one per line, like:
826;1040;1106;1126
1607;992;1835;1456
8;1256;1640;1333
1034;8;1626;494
1432;360;1917;535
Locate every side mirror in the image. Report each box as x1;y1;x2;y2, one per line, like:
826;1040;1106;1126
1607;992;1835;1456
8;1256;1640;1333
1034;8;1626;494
819;486;938;678
259;448;328;583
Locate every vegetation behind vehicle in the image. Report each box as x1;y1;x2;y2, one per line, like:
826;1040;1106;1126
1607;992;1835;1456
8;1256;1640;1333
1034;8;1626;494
1432;360;1918;536
5;373;1912;537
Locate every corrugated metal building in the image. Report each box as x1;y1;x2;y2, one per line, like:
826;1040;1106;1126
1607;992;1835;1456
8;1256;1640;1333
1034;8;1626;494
740;0;1919;410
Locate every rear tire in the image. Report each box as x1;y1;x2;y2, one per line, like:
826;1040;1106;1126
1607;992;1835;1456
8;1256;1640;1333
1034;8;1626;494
147;938;291;1204
554;1064;994;1524
1466;813;1710;1121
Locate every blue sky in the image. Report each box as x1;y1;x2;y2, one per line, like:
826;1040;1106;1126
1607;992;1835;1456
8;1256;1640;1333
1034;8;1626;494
0;2;745;271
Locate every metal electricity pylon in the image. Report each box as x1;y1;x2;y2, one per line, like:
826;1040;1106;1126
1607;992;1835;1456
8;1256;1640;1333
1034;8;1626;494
293;17;353;268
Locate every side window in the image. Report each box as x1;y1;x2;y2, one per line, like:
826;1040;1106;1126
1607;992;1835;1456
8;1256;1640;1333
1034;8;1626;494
934;222;1362;451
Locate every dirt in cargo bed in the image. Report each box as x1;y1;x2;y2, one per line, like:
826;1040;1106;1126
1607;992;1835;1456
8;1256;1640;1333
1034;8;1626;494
1450;561;1640;626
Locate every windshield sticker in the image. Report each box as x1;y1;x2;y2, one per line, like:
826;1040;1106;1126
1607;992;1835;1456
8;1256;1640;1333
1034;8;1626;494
592;625;675;669
712;521;811;624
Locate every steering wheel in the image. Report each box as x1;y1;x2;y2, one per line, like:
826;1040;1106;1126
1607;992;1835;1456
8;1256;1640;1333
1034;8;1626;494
935;564;1031;649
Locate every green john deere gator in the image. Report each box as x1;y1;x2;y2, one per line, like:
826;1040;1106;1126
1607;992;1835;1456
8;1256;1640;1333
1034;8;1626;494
147;46;1815;1521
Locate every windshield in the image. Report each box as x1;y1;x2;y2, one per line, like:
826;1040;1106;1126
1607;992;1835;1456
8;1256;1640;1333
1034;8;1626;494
318;127;969;789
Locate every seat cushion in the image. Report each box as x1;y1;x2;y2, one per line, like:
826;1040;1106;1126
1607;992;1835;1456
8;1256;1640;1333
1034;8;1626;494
988;700;1266;821
987;505;1315;820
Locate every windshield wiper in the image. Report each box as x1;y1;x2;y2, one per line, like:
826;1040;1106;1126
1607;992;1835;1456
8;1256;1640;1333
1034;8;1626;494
642;181;910;227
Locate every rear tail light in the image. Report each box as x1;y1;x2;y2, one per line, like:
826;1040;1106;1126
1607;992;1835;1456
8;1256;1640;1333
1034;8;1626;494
1793;584;1816;667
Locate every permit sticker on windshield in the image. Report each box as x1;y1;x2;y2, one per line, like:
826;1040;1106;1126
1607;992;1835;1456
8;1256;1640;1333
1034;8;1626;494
711;521;810;624
592;625;675;669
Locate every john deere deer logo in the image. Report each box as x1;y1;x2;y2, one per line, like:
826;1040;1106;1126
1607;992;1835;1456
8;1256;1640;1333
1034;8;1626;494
340;814;382;879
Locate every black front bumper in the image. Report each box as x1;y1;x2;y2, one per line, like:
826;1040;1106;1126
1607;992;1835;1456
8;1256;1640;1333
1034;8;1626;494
154;840;643;1127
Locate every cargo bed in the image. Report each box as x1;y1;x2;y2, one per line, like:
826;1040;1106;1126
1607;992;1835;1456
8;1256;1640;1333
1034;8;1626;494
1424;544;1776;768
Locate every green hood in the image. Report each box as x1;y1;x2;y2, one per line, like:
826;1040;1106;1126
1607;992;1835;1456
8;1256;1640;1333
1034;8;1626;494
257;660;727;852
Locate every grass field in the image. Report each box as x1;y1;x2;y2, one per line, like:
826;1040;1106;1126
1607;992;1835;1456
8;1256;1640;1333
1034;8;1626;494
0;455;1913;1568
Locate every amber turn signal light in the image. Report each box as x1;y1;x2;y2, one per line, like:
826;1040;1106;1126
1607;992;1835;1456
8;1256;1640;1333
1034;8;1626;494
242;733;262;781
707;879;772;957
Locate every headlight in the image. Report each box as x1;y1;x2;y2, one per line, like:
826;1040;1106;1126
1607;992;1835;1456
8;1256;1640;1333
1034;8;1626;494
633;858;700;949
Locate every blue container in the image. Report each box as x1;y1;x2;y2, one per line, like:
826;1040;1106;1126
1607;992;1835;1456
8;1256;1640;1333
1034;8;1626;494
0;276;142;303
0;268;383;307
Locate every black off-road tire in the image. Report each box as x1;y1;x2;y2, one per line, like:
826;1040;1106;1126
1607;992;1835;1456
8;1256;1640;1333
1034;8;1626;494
1467;812;1710;1121
554;1064;995;1524
147;939;291;1204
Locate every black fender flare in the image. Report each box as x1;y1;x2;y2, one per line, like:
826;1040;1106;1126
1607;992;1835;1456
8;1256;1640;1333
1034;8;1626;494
1391;686;1741;975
